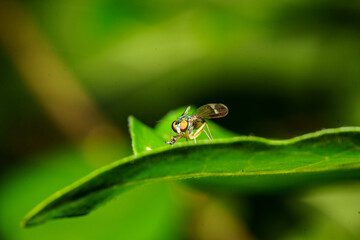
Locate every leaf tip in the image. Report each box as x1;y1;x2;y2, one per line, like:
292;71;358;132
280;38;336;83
20;220;27;228
20;215;34;228
20;210;40;228
128;115;135;125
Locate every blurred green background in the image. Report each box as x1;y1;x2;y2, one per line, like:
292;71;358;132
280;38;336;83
1;0;360;239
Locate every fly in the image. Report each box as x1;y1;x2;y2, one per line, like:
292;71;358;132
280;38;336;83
165;103;228;145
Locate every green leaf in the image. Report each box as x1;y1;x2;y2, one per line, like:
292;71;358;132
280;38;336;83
129;116;165;154
0;148;181;240
21;112;360;227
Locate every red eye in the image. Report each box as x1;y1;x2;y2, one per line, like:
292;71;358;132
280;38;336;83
172;121;177;132
180;120;188;131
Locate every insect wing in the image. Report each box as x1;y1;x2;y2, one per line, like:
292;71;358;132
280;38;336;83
181;106;191;116
193;104;228;119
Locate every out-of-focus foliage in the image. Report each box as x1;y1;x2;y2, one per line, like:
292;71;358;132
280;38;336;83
19;0;360;130
0;148;185;240
1;0;360;239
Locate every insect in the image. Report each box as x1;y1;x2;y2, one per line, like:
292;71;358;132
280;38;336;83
165;103;228;145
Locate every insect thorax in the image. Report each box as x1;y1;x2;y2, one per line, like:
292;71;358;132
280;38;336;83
188;115;205;132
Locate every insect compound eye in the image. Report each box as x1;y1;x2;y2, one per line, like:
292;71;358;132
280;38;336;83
171;121;177;132
180;120;188;131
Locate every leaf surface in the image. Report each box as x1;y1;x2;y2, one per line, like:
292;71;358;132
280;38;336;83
22;112;360;227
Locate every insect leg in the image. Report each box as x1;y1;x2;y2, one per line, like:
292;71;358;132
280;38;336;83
190;122;206;138
191;127;211;141
182;106;191;116
170;131;174;146
202;128;212;141
189;122;208;143
205;122;213;141
165;134;182;145
192;129;207;143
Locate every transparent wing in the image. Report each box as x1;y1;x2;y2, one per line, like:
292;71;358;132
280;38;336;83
193;104;228;119
181;106;191;116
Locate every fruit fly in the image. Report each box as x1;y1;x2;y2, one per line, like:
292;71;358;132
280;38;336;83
165;103;228;145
